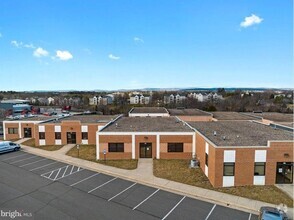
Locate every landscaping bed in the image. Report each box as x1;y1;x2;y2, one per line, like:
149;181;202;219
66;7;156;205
66;145;138;170
153;159;293;207
21;138;64;151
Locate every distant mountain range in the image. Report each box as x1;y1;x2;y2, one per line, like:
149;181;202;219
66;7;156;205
20;87;293;93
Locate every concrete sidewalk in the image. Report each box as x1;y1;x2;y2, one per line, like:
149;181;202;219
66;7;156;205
16;139;293;218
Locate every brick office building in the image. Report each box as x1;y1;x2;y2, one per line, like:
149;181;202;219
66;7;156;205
96;117;195;160
189;121;294;187
3;116;59;140
35;115;120;146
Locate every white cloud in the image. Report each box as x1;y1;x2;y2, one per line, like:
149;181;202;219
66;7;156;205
11;40;36;49
33;47;49;57
24;43;35;49
11;40;23;48
134;37;144;43
55;50;73;61
108;54;120;60
240;14;263;28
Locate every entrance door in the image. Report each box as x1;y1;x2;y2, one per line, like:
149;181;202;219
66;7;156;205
140;143;152;158
67;132;76;144
276;162;293;184
24;128;32;138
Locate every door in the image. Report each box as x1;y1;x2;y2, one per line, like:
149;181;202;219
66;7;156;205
24;128;32;138
67;132;76;144
276;162;293;184
140;143;152;158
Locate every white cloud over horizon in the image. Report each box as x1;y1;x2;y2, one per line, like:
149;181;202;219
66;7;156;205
108;54;120;60
134;37;144;43
11;40;36;49
240;14;263;28
33;47;49;57
55;50;73;61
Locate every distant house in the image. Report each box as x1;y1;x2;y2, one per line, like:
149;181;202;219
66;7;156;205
47;97;55;105
89;95;114;106
188;92;223;102
130;94;151;105
164;94;186;104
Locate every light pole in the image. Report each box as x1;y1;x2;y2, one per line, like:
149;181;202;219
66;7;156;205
77;144;80;158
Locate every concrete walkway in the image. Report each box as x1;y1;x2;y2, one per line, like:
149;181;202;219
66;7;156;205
15;140;293;218
276;184;294;199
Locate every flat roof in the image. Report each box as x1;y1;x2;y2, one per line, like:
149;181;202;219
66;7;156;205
101;117;193;132
5;115;59;122
246;112;294;122
47;114;119;124
168;108;212;116
130;107;168;114
212;112;258;120
189;121;294;146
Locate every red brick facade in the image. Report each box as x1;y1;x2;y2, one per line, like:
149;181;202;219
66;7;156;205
196;132;294;187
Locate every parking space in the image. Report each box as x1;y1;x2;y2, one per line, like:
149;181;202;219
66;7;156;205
0;150;258;220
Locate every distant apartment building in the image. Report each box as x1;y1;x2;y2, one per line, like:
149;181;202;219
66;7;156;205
89;95;114;106
164;94;186;104
188;93;223;102
129;94;151;105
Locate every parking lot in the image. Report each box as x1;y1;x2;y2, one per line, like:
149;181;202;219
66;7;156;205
0;150;258;220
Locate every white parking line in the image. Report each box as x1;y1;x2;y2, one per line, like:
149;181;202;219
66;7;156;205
70;173;100;186
61;165;69;178
70;165;74;174
29;161;58;171
2;153;28;161
53;167;63;180
248;213;252;220
162;196;186;220
10;156;38;164
19;158;47;167
47;171;55;179
132;189;160;210
41;165;69;176
88;177;117;193
205;204;216;220
108;183;137;201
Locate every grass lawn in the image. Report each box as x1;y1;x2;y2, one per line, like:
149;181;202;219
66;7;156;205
66;145;138;170
153;159;293;207
21;138;64;151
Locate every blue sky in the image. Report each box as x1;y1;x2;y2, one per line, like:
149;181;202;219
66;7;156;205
0;0;292;91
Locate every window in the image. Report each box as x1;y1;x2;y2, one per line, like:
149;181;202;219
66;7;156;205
167;143;183;152
82;132;88;140
223;163;235;176
55;132;61;140
205;153;209;166
254;162;266;176
39;132;45;140
108;143;124;152
8;128;18;134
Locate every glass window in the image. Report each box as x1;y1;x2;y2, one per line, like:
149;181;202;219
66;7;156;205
55;132;61;140
254;162;266;176
39;132;45;140
82;132;88;140
205;153;209;166
108;143;124;152
8;128;18;134
223;163;235;176
167;143;183;152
